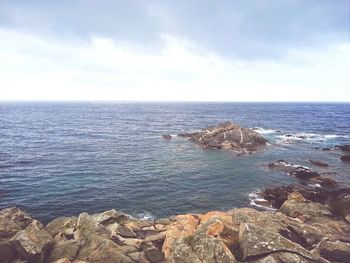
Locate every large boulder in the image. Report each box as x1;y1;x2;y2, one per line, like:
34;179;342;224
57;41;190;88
9;220;54;262
0;207;34;238
77;238;132;263
45;216;77;239
166;217;238;263
238;223;327;262
46;239;82;262
178;122;268;154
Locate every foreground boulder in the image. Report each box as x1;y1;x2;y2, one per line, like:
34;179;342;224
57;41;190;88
178;122;268;154
0;207;34;238
10;220;53;262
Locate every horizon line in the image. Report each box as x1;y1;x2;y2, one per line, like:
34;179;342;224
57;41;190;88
0;100;350;104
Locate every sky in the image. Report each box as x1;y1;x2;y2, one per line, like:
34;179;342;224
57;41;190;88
0;0;349;102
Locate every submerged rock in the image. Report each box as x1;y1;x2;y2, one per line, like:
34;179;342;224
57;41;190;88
336;144;350;152
310;160;329;167
268;160;320;179
178;122;268;154
162;135;172;141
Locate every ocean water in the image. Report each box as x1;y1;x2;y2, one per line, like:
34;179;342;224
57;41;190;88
0;102;349;223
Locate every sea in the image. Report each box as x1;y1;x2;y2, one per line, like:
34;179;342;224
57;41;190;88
0;102;349;223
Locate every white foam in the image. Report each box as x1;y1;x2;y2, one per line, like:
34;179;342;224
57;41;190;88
135;211;156;221
308;183;322;188
248;191;277;212
252;127;279;134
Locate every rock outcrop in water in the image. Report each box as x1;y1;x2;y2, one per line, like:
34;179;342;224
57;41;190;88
1;187;350;263
178;122;268;154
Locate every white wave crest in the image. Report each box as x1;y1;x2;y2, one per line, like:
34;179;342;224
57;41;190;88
134;211;156;221
248;191;276;211
252;127;279;134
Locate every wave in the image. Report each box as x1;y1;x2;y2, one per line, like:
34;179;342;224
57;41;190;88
275;132;349;143
133;211;156;221
248;191;276;211
252;127;280;134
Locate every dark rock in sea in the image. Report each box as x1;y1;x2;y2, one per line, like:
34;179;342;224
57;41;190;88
162;135;172;140
310;159;329;167
268;160;320;179
179;122;268;154
341;155;350;162
257;183;350;211
322;147;332;151
336;144;350;152
177;133;193;138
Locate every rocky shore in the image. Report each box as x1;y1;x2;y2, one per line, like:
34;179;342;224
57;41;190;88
1;181;350;263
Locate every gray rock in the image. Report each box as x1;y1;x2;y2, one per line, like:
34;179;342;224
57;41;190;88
238;223;325;262
145;247;165;263
9;221;53;263
46;239;81;262
0;207;34;238
45;216;77;238
78;238;132;263
117;225;137;238
180;122;268;154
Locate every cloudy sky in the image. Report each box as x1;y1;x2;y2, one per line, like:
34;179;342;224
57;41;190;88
0;0;349;101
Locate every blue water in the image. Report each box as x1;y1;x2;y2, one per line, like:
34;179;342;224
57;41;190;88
0;102;349;223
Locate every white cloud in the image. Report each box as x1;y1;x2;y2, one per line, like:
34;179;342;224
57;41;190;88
0;29;349;101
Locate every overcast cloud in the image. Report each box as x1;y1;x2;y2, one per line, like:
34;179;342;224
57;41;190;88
0;0;349;101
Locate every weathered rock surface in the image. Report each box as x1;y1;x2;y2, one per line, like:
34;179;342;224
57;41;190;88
9;220;53;262
0;207;34;238
178;122;268;154
1;189;350;262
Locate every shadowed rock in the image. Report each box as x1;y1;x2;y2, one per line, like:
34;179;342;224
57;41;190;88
341;155;350;162
162;135;172;141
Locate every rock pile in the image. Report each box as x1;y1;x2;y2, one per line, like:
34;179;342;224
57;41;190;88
1;191;350;263
178;122;268;154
